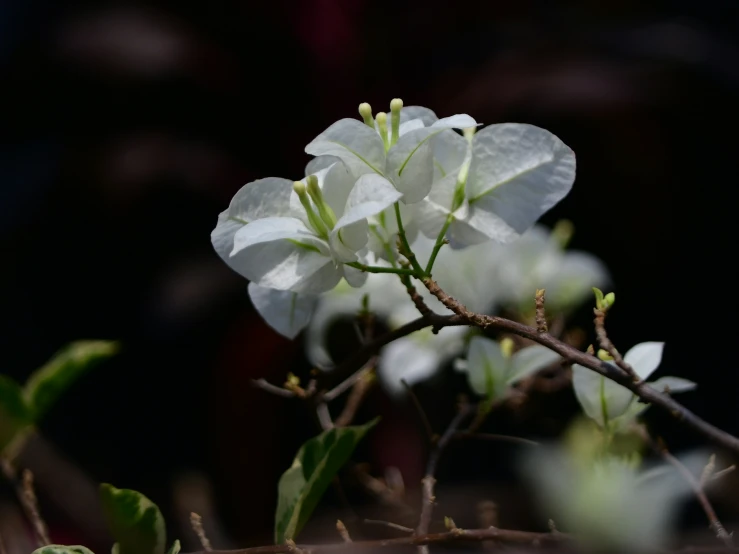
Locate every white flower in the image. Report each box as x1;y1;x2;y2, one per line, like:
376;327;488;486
211;161;402;294
416;123;576;246
572;342;696;431
455;336;561;401
305;100;476;204
523;440;704;552
494;223;609;314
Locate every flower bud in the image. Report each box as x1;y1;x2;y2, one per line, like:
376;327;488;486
358;102;374;127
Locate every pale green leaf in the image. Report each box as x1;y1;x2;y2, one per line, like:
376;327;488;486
99;484;166;554
32;547;95;554
275;419;379;543
0;375;32;453
24;341;119;420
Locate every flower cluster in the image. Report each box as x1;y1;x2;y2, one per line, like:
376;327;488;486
212;99;602;393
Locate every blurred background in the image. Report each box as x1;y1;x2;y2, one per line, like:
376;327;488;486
1;0;738;550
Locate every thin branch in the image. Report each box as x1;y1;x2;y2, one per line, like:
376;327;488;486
191;512;213;552
644;432;733;547
415;403;474;554
0;461;50;548
418;277;739;455
252;379;297;398
593;307;641;381
315;402;334;430
401;379;434;443
336;520;352;543
453;432;540;447
363;519;414;533
335;367;375;427
188;526;568;554
401;275;432;318
324;366;369;402
535;289;547;333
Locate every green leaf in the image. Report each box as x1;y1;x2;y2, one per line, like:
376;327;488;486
24;341;119;420
31;544;94;554
99;484;166;554
166;541;181;554
0;375;32;453
275;419;378;544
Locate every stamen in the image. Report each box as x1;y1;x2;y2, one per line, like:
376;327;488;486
306;174;337;229
390;98;403;145
359;103;374;127
376;111;389;151
293;181;328;238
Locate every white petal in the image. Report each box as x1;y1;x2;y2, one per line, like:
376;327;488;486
572;364;635;427
292;161;353;221
432;129;469;180
305;155;342;176
211;210;243;266
398;119;425;136
431;114;477;129
415;196;453;238
305;118;386;178
227;177;296;222
230;217;341;293
623;342;664;380
342;264;368;288
386;128;437;203
507;345;561;384
464;336;508;398
247;282;317;339
379;339;441;396
647;376;696;394
451;203;520;245
466;124;576;234
329;174;403;261
400;106;437;126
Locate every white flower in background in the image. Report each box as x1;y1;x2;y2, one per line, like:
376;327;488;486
455;336;562;401
572;342;696;431
211;161;402;294
523;438;704;552
305;100;476;204
494;222;610;314
416;123;576;247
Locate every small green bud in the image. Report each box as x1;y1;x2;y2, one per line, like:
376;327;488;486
444;516;457;530
358;102;374;127
500;337;515;359
286;372;300;386
597;349;614;362
593;287;605;310
603;292;615;309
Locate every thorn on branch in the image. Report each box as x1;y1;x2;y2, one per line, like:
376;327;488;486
191;512;213;551
535;289;547;333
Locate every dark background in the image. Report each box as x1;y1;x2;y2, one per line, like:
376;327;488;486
1;0;737;550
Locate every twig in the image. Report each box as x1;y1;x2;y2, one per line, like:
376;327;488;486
535;289;547;333
191;512;213;551
644;432;733;547
315;403;334;430
363;519;414;533
593;307;641;381
324;366;370;402
336;520;352;543
187;526;568;553
417;277;739;455
453;432;539;447
335;367;375;427
712;466;736;482
401;380;435;443
415;403;474;554
252;379;297;398
401;275;432;318
0;461;50;547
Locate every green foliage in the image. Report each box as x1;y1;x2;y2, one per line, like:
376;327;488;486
31;544;94;554
0;341;117;454
99;484;166;554
275;419;379;543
